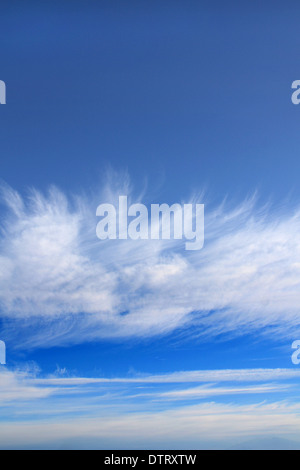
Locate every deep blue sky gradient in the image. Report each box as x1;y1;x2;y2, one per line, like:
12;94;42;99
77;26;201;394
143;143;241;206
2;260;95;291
1;1;300;392
1;1;300;204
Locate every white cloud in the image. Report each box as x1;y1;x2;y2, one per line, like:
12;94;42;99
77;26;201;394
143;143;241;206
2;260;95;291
1;178;300;348
0;367;52;403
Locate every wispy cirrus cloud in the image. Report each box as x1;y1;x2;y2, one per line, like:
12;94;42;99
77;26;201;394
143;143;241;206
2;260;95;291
1;174;300;349
0;367;52;403
1;366;298;408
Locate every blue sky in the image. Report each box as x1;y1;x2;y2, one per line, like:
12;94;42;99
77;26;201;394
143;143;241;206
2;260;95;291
1;0;300;449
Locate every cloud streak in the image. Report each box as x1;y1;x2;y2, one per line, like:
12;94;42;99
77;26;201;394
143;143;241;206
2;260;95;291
32;368;300;385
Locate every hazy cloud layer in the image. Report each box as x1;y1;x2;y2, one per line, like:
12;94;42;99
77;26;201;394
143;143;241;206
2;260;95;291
1;366;300;449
